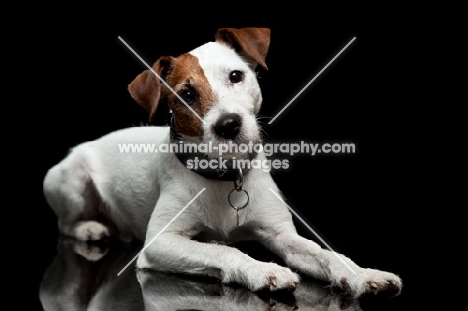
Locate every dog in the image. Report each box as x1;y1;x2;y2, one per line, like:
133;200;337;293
43;27;402;298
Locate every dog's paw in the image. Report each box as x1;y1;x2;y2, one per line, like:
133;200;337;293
72;241;108;261
74;221;110;241
246;262;300;292
363;269;402;296
339;268;402;298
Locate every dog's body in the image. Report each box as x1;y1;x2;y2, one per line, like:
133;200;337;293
43;27;402;297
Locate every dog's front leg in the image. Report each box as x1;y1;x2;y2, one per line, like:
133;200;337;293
252;223;402;298
138;232;300;292
137;194;299;292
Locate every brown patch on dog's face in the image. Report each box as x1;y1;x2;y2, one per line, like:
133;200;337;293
163;53;216;138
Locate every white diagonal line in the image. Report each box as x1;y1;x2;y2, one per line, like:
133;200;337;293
118;36;206;124
117;188;206;276
268;37;356;124
268;188;357;275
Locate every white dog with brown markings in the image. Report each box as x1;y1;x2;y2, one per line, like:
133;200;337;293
43;27;402;298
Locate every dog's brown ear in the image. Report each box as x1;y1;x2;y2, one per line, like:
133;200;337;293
128;56;172;121
215;27;270;70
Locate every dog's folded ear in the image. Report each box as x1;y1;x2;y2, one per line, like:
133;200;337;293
215;27;270;70
128;57;173;121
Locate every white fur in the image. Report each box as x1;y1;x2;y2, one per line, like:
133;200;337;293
43;37;402;297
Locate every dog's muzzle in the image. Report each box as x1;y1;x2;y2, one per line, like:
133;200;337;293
169;113;256;181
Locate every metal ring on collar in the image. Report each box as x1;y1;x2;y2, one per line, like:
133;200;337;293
228;188;249;210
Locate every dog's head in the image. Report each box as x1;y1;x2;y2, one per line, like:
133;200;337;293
128;27;270;159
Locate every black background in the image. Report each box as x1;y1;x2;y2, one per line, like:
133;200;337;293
21;4;430;310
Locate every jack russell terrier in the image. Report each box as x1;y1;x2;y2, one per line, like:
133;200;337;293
43;27;402;298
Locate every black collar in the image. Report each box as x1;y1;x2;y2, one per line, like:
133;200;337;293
169;116;256;181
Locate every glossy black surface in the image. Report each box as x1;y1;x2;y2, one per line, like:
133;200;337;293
27;6;421;310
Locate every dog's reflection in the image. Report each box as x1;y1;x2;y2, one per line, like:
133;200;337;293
40;238;363;310
138;270;363;311
39;237;144;311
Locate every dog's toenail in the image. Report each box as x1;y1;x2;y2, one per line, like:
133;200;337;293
368;281;379;294
269;276;277;287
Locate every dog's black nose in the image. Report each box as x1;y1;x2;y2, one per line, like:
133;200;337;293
214;113;241;139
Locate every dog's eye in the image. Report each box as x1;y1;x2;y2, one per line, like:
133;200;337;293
229;70;243;84
178;89;196;104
